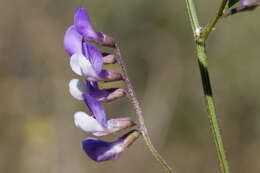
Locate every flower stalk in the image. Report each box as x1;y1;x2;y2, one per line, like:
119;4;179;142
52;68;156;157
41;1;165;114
114;45;174;173
185;0;231;173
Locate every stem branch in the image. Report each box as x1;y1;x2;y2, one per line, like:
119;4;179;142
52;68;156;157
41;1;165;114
201;0;228;39
114;45;174;173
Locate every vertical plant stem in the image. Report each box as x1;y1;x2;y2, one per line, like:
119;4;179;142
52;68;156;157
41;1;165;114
196;41;230;173
114;45;174;173
185;0;231;173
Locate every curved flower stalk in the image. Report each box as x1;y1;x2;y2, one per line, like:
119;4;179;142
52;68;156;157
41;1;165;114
64;6;139;163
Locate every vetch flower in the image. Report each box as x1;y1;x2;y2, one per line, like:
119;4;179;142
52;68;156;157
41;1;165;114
64;7;115;50
65;6;140;163
70;43;122;82
69;79;125;102
82;130;140;162
74;94;135;136
74;7;115;47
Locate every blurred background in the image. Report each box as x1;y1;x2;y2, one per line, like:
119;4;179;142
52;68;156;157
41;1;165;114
1;0;260;172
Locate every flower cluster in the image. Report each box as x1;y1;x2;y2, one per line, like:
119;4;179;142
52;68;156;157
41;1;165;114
64;7;139;162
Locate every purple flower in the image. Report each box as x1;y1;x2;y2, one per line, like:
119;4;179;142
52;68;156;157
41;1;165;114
74;7;104;41
82;130;140;162
64;7;115;50
70;43;122;82
74;94;135;136
64;6;139;162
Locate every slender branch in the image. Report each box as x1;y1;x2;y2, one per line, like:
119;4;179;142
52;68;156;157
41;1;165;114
186;0;200;36
200;0;228;39
114;44;174;173
185;0;231;173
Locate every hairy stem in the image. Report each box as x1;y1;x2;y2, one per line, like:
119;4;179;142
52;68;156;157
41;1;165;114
114;44;174;173
185;0;231;173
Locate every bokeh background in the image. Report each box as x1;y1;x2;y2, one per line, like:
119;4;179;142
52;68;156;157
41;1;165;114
1;0;260;172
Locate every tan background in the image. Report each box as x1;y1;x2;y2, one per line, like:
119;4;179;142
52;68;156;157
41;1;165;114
1;0;260;173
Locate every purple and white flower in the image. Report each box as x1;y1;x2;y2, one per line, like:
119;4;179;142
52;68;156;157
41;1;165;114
74;94;135;136
69;43;122;82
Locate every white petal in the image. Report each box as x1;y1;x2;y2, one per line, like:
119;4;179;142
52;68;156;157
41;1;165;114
74;112;105;133
70;53;83;76
69;79;87;100
78;53;101;81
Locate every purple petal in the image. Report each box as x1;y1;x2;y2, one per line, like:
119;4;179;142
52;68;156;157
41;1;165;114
74;7;103;40
83;43;103;74
82;130;140;162
64;25;83;56
83;93;106;126
82;137;122;162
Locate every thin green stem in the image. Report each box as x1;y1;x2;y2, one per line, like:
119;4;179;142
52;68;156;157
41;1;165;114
186;0;200;35
196;41;230;173
201;0;228;39
185;0;231;173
